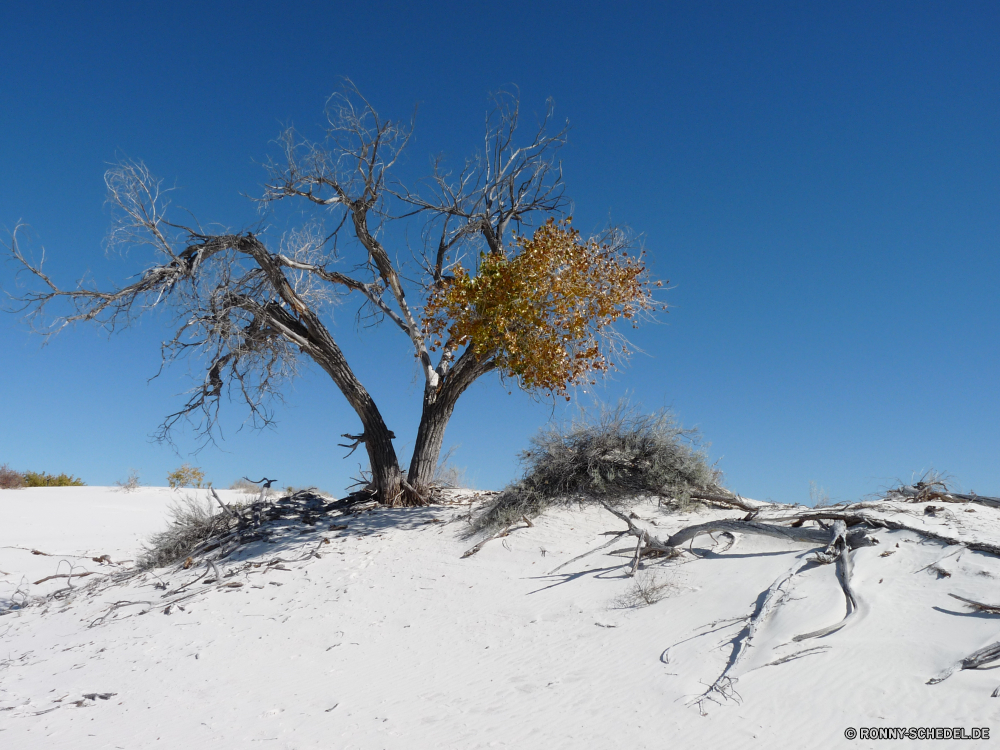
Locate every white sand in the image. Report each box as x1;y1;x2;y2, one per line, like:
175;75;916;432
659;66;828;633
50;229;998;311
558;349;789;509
3;487;1000;748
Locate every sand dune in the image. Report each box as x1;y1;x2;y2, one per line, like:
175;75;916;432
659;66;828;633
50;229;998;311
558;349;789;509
3;486;1000;748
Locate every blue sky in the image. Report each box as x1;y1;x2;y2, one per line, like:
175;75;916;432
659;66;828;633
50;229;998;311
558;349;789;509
1;1;997;503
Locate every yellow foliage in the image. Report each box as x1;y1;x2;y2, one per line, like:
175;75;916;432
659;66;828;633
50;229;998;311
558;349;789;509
167;463;207;489
422;219;664;397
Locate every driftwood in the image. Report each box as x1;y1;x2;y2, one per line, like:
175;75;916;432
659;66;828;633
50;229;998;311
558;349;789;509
598;503;680;556
688;491;776;513
931;593;1000;693
600;502;878;560
891;484;1000;510
665;519;876;551
32;571;99;586
792;509;1000;558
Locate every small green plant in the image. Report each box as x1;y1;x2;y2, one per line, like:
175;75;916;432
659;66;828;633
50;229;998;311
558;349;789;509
167;463;206;489
22;471;86;487
0;464;24;489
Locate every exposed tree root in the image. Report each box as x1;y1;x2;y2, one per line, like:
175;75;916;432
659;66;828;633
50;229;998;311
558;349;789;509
690;555;813;714
750;645;831;671
600;502;878;562
627;518;866;714
793;521;860;641
930;593;1000;690
792;509;1000;558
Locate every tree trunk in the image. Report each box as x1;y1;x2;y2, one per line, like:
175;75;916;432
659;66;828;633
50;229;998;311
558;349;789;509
406;347;496;494
242;239;406;505
407;393;459;491
357;407;403;506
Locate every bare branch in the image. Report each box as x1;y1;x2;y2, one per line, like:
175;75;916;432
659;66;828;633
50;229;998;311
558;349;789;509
399;90;569;263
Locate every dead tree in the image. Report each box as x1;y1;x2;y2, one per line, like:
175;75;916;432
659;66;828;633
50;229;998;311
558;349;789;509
4;84;660;506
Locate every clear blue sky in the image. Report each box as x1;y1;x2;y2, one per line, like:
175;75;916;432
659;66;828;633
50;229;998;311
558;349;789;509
1;1;997;503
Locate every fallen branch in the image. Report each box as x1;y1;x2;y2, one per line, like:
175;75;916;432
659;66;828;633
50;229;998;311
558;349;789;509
627;530;646;577
32;571;99;585
89;600;155;628
750;646;831;671
599;503;878;571
462;518;534;558
793;509;1000;558
598;502;677;556
546;532;628;575
948;593;1000;615
892;484;1000;510
462;526;511;558
665;518;876;552
688;491;776;513
928;640;1000;685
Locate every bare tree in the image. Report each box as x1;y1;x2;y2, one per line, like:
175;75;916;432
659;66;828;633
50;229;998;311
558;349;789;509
4;84;659;506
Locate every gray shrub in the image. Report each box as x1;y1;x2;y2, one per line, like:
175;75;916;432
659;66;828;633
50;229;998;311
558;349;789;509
137;496;230;570
474;402;722;532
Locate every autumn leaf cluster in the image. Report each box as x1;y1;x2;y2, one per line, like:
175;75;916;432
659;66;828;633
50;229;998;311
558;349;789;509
422;219;664;398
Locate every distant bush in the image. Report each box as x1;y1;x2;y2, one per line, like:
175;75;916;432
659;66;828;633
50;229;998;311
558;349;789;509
229;477;261;493
116;469;142;493
474;402;722;533
282;485;331;498
0;464;24;489
22;471;86;487
167;463;207;489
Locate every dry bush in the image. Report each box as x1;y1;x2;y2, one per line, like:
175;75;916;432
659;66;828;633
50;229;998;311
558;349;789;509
116;469;141;492
137;495;228;569
433;463;467;490
0;464;24;489
474;401;722;532
810;480;831;508
167;463;206;489
229;477;261;493
282;485;331;497
432;446;469;490
613;570;674;608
